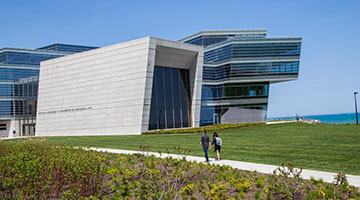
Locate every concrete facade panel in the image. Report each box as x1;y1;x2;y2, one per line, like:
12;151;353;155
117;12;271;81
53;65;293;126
36;37;203;136
36;37;151;136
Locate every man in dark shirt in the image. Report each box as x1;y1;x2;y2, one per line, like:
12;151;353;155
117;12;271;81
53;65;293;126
200;129;211;162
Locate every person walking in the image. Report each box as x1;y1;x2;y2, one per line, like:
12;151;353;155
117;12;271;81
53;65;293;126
212;132;222;161
200;129;211;162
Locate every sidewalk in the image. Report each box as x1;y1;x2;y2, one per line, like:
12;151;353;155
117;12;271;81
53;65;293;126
266;120;297;125
90;148;360;187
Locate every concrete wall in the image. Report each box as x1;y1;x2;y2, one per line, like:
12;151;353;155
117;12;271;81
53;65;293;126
36;37;151;136
0;119;21;138
140;38;203;132
221;107;267;123
36;37;203;136
0;120;11;138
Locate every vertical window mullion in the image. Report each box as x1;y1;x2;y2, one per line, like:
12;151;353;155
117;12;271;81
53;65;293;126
161;67;167;129
178;70;183;127
170;69;175;128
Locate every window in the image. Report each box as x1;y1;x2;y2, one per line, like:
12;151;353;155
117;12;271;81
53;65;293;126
148;66;191;130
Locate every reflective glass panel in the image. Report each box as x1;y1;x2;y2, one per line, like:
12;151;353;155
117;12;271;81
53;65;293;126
148;66;191;130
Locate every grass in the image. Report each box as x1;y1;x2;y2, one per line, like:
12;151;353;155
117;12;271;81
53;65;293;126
6;123;360;175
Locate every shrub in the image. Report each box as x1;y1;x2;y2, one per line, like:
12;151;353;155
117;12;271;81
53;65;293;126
0;138;108;199
142;122;265;135
1;140;360;199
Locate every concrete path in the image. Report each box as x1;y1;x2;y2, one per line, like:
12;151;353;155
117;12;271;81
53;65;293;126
266;120;297;125
90;148;360;187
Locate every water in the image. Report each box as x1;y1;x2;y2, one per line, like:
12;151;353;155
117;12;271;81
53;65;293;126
269;113;360;124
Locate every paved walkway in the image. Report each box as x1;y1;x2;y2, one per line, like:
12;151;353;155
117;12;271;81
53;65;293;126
266;120;297;125
90;148;360;187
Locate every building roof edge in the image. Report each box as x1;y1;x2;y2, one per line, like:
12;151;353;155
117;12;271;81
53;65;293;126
178;29;268;42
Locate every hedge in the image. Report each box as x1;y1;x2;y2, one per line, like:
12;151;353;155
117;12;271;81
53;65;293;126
142;122;265;135
1;139;359;199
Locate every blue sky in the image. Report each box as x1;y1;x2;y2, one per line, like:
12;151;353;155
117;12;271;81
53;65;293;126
1;0;359;117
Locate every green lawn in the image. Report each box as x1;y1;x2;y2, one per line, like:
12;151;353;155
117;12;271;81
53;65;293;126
6;123;360;175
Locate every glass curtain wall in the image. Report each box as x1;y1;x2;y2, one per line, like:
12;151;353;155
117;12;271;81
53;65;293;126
148;66;191;130
13;77;38;136
200;104;267;126
182;31;301;127
200;82;269;126
37;44;98;53
0;51;61;66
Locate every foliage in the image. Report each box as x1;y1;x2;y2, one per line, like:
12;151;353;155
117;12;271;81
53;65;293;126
268;162;305;199
0;138;108;199
1;140;360;199
142;122;264;135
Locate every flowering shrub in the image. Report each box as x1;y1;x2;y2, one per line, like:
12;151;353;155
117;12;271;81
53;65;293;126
0;139;108;199
142;122;265;135
1;139;360;199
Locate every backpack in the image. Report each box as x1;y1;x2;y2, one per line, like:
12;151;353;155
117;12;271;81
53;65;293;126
215;137;222;146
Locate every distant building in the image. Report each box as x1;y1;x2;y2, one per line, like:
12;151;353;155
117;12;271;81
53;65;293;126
180;30;301;125
0;44;97;137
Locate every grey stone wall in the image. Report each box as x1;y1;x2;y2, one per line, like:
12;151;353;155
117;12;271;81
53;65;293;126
36;37;203;136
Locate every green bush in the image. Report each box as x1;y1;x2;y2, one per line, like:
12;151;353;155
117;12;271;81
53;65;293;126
142;122;265;135
1;140;360;199
0;138;108;199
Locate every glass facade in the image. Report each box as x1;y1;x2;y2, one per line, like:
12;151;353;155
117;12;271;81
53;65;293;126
0;51;61;66
205;42;301;63
0;49;66;119
182;30;301;126
0;68;39;81
0;44;98;136
148;66;191;130
203;61;299;81
202;83;269;101
200;82;269;125
13;76;38;136
184;32;266;47
37;43;98;53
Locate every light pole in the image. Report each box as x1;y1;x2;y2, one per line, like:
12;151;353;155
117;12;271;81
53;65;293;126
355;92;358;125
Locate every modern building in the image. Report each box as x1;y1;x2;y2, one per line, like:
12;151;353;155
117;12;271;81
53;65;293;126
0;44;97;137
35;37;203;136
180;30;301;125
1;29;301;137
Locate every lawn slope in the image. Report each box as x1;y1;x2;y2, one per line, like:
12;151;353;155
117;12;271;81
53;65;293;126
8;123;360;175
